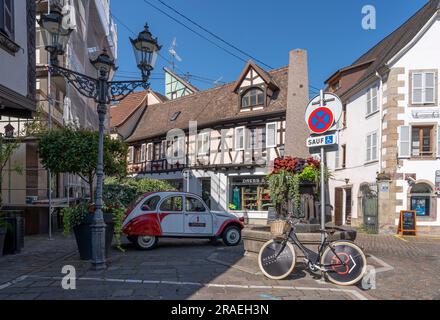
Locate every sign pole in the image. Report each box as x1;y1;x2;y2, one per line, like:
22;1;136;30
320;146;326;236
319;90;326;235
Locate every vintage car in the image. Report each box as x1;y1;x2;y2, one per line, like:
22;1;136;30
122;192;245;250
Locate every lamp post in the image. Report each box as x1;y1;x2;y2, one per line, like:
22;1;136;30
38;11;161;270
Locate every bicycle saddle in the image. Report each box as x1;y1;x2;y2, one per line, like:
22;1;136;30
319;228;337;235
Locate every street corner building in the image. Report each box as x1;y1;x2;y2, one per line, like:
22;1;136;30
111;50;310;224
1;0;117;236
325;0;440;234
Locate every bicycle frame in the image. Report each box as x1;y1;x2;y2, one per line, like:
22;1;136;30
276;223;348;273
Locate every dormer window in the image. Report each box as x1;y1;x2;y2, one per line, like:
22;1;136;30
242;87;265;109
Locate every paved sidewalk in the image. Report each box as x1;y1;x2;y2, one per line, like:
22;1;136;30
0;232;439;300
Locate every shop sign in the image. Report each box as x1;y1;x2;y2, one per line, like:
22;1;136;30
233;177;267;185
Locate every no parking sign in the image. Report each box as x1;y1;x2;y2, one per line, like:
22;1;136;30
305;92;343;135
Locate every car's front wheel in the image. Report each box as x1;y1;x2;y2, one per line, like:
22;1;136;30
135;236;158;250
222;225;242;246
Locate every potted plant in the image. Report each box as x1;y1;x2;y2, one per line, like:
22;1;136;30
38;127;128;260
267;157;327;237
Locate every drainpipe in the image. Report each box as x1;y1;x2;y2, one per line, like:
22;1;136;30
375;71;384;173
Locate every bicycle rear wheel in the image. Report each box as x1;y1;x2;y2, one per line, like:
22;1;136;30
258;240;296;280
321;241;367;286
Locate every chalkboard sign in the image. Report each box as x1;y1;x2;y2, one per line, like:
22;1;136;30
397;210;417;236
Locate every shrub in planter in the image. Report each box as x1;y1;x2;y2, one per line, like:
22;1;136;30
61;204;116;260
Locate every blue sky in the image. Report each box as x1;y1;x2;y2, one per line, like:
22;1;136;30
111;0;428;96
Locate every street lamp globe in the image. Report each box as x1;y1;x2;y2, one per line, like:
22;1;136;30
38;10;73;60
90;49;116;79
130;24;162;80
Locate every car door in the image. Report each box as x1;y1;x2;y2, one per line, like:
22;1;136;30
158;195;184;235
184;196;213;235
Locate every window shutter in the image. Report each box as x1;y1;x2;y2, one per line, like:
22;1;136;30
412;73;423;104
424;73;435;104
398;126;411;158
437;126;440;158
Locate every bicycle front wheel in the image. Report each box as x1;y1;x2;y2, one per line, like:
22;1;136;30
321;241;367;286
258;240;296;280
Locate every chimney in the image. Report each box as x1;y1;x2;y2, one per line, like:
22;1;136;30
284;49;310;158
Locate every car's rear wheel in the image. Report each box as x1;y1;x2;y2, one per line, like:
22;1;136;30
135;236;158;250
222;225;241;246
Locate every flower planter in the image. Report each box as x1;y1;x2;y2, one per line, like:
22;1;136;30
0;228;6;257
73;213;115;261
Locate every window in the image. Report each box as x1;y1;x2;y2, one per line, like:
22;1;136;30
160;196;183;212
410;183;434;217
186;197;206;213
241;88;265;109
411;126;433;158
229;177;270;212
170;111;181;122
146;143;153;161
128;146;134;164
341;145;347;169
246;127;265;150
411;71;436;105
161;140;167;159
235;127;245;151
140;144;147;162
266;123;277;148
366;132;378;162
172;136;185;159
0;0;14;39
142;196;161;211
342;104;347;128
367;86;378;116
197;132;210;155
335;147;340;169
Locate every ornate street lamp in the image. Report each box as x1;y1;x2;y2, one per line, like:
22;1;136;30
38;9;73;64
39;14;161;270
130;24;161;80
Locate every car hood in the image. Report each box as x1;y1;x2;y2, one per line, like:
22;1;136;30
211;211;238;219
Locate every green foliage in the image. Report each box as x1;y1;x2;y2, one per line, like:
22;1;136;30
267;170;301;218
61;204;89;236
37;127;128;199
298;165;319;182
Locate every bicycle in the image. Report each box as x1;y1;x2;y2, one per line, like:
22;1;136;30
258;216;367;286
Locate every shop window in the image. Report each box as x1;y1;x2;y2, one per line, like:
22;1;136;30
410;183;435;217
241;88;264;109
229;177;271;212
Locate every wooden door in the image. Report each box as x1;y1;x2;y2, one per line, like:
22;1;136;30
334;188;343;226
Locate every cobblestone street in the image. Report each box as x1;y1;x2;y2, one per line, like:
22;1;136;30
0;232;439;300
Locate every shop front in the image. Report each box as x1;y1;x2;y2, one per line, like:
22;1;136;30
229;176;271;224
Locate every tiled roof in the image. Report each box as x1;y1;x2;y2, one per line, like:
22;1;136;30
327;0;440;96
110;90;148;129
126;65;289;143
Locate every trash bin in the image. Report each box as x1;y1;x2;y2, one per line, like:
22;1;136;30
3;216;25;255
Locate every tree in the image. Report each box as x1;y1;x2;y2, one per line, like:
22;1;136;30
37;127;128;201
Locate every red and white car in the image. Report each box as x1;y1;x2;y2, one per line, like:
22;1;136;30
122;192;244;250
